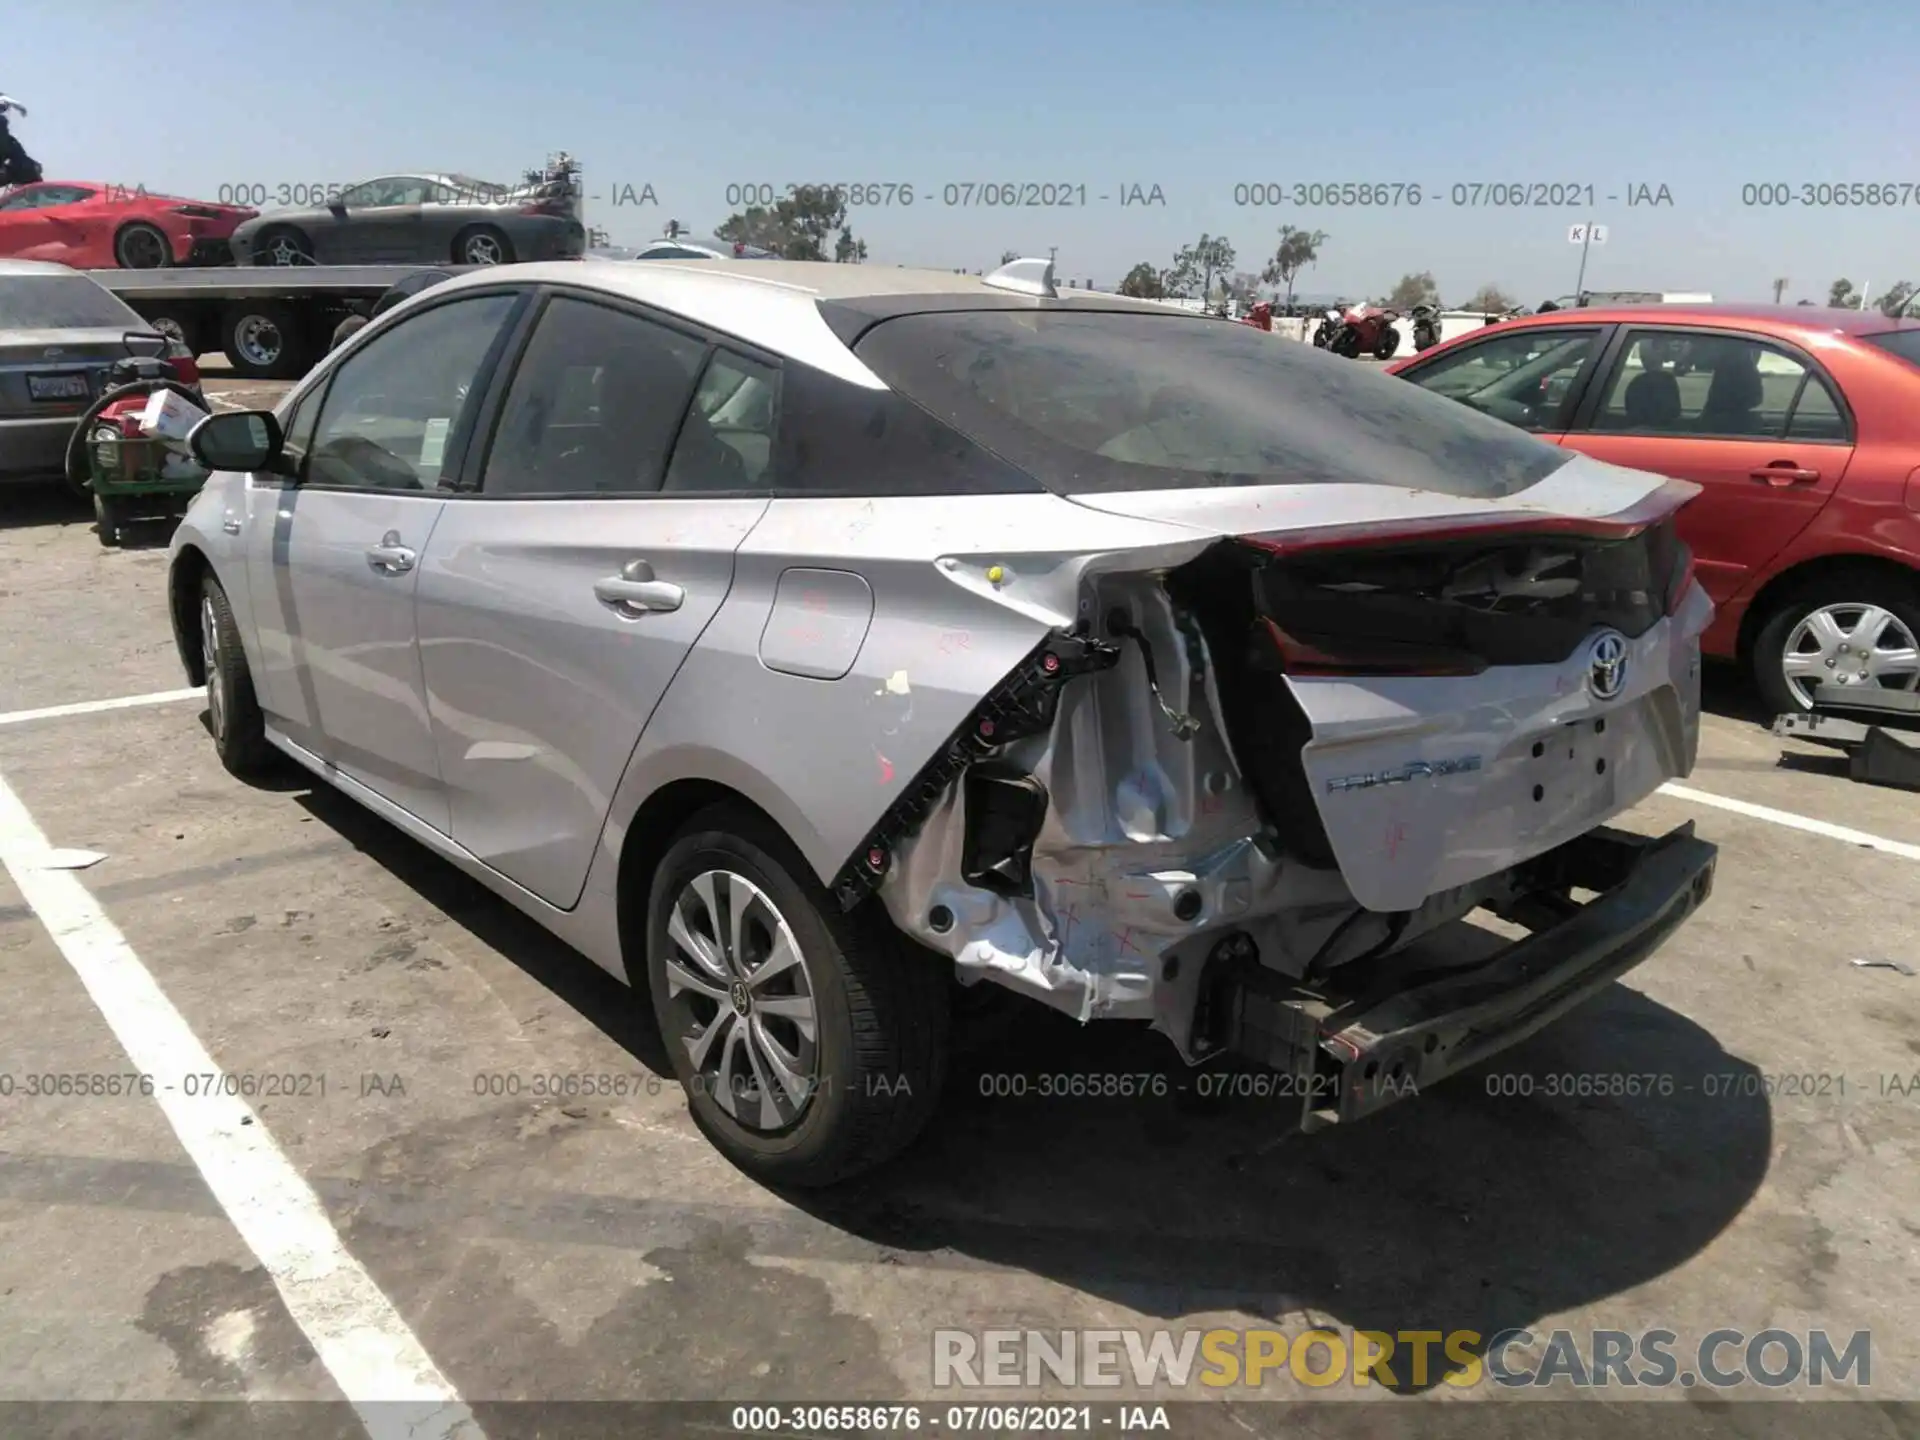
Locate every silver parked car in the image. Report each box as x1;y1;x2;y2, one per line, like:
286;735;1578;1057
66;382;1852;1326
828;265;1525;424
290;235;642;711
0;258;195;483
231;173;585;267
170;256;1719;1186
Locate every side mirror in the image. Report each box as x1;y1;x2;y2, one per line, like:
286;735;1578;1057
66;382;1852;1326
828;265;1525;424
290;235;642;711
190;409;284;474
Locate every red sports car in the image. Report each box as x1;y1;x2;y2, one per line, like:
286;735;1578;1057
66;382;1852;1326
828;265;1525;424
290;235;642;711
0;181;257;268
1387;304;1920;714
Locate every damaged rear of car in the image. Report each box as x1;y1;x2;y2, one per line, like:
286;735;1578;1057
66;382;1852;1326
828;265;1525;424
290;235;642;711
810;303;1716;1143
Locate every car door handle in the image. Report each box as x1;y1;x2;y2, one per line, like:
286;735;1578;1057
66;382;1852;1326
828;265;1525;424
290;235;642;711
1750;463;1820;487
366;531;417;574
594;560;684;615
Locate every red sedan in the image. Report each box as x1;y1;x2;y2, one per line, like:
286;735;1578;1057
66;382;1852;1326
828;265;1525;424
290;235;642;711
1387;305;1920;713
0;180;257;268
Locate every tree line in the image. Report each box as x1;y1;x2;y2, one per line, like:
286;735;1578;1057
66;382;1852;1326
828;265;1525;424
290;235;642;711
1113;228;1519;314
692;192;1919;318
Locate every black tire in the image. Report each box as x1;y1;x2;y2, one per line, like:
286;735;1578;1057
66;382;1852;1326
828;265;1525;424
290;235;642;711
1750;568;1920;716
93;492;119;547
253;226;313;266
1373;328;1401;359
645;805;949;1187
454;225;514;266
330;314;369;352
199;572;276;779
221;300;309;380
1331;327;1361;358
113;222;173;270
141;308;206;357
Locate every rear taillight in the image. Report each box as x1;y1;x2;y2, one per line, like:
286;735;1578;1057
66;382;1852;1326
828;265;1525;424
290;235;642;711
520;198;567;216
170;204;222;219
165;340;199;385
1260;619;1488;678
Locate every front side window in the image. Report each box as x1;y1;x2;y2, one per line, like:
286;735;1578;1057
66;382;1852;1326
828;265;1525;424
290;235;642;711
278;381;327;475
1401;327;1604;431
305;292;517;490
1586;330;1843;440
851;308;1575;498
480;295;708;497
339;177;426;208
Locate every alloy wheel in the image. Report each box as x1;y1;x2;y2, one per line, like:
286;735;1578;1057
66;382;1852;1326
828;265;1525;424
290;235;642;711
663;869;819;1133
201;595;226;738
117;226;166;268
464;233;504;264
1781;602;1920;707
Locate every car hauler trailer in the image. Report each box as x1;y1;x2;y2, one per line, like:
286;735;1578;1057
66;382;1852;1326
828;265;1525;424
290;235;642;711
85;264;492;380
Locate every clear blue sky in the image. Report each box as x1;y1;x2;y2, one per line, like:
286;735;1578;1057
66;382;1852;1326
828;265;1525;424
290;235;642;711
10;0;1917;304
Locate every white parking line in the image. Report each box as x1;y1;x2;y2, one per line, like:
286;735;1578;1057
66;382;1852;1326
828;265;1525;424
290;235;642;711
1659;782;1920;864
0;688;204;729
0;771;485;1440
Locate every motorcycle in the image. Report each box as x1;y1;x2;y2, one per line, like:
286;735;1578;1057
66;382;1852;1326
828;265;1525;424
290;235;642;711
1411;302;1443;351
1310;307;1342;348
1239;300;1273;332
0;95;42;187
1326;302;1402;359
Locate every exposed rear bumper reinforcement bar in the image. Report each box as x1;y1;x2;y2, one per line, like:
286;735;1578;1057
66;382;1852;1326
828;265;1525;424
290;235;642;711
1203;822;1718;1131
1773;684;1920;793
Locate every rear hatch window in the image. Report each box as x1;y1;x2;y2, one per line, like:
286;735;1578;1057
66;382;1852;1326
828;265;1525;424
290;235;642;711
0;275;144;330
1862;328;1920;370
850;308;1574;499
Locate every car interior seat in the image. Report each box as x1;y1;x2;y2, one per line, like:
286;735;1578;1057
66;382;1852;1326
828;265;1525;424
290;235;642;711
1621;351;1682;430
1697;348;1766;434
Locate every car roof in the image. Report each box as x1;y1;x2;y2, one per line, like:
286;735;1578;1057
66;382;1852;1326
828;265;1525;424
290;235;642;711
0;257;100;278
424;258;1185;387
1503;302;1920;340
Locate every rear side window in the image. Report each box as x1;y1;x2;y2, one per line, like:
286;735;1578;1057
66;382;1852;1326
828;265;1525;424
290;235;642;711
851;309;1571;498
663;351;782;491
771;360;1041;496
1863;329;1920;370
480;295;707;497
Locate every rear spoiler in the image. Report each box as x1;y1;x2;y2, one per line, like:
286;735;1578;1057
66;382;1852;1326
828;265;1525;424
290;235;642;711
1237;479;1702;558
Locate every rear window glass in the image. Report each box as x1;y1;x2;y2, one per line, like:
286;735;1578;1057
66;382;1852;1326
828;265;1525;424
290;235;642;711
1862;329;1920;369
851;309;1574;498
0;275;144;330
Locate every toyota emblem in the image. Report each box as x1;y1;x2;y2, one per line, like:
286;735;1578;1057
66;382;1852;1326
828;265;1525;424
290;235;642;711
1587;631;1629;700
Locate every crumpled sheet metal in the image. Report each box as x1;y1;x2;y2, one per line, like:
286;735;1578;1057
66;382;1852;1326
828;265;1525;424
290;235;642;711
877;578;1327;1036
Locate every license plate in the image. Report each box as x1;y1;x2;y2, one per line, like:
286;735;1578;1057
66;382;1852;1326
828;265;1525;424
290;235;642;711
27;373;89;401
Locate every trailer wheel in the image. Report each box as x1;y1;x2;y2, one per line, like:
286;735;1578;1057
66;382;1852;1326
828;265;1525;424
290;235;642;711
221;301;310;381
141;308;209;359
114;222;173;270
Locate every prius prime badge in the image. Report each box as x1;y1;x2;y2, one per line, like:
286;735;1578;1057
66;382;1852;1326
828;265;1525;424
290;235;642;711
1587;630;1629;701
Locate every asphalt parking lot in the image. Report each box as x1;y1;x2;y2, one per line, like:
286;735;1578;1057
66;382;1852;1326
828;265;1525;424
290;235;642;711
2;404;1918;1438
